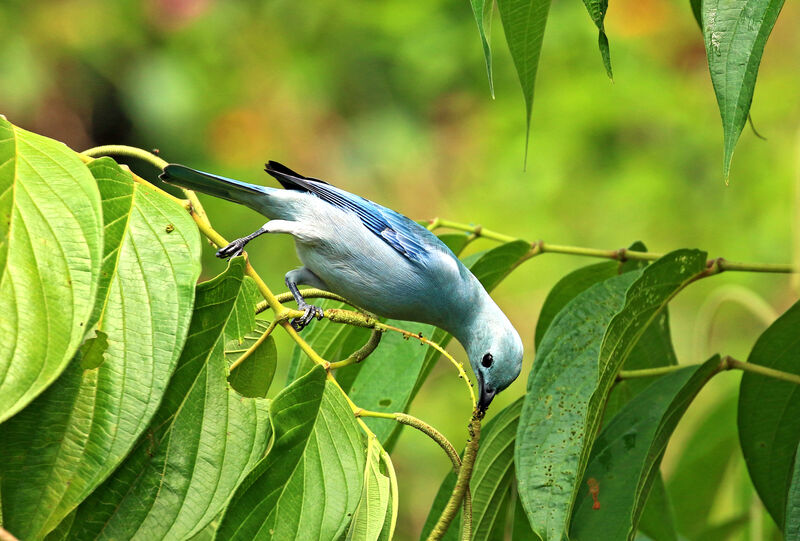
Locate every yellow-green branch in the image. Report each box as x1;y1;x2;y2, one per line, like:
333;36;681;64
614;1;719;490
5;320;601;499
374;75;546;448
430;218;796;274
617;355;800;385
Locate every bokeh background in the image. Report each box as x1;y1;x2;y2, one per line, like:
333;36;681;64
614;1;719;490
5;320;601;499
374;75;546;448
2;0;798;538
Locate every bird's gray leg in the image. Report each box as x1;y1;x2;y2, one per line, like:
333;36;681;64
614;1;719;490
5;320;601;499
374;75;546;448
285;267;326;331
216;220;307;259
216;224;270;259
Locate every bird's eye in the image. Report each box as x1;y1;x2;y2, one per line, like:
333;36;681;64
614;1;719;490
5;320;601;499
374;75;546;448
481;353;493;368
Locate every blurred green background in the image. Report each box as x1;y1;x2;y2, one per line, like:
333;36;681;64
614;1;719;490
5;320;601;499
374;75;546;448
2;0;798;538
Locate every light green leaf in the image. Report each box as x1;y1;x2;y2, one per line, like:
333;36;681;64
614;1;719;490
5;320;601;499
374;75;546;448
738;299;800;533
580;0;613;79
227;319;277;398
62;258;271;540
515;250;707;540
0;118;103;422
702;0;784;180
496;0;552;163
470;0;496;97
667;393;739;537
570;357;721;541
217;369;365;540
0;157;200;539
347;436;391;541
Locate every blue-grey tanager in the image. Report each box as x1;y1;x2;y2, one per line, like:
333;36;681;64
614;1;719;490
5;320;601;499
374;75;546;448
160;161;523;412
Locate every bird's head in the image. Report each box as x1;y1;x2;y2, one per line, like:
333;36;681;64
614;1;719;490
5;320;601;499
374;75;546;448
460;302;524;416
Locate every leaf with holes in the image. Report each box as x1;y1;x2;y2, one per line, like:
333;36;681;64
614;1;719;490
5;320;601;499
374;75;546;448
0;118;103;422
738;300;800;534
569;356;721;541
515;250;707;540
702;0;784;180
0;157;200;539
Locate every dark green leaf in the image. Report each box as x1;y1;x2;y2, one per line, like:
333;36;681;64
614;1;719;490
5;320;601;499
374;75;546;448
419;469;461;541
511;492;540;540
690;0;702;28
0;157;201;539
437;232;473;256
668;393;738;537
786;444;800;541
702;0;785;180
515;250;707;540
570;356;721;541
227;319;278;398
217;368;365;540
76;329;108;370
580;0;613;79
470;0;496;97
496;0;552;164
62;259;271;540
0;118;104;422
738;300;800;532
636;474;678;541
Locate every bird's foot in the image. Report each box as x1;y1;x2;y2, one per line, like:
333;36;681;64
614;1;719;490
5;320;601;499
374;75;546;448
290;302;324;331
216;238;247;259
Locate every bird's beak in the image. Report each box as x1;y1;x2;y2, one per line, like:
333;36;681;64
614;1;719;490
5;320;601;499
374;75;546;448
477;371;496;415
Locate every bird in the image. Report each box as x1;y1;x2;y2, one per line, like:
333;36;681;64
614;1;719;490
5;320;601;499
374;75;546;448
160;161;523;413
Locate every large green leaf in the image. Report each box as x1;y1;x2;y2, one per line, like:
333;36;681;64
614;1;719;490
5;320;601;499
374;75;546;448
496;0;552;162
636;475;678;541
0;157;200;539
0;118;103;422
515;250;707;540
580;0;613;79
217;368;365;540
738;300;800;532
702;0;784;180
347;436;392;541
469;0;496;97
667;393;739;537
61;258;271;540
570;356;721;541
786;444;800;541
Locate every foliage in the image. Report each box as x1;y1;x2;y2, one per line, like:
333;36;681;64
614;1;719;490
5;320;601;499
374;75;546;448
0;112;797;541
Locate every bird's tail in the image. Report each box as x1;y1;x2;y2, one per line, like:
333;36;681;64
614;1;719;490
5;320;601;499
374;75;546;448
160;164;272;210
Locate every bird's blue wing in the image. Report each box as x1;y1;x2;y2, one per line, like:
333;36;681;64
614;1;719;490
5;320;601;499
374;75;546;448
265;161;433;262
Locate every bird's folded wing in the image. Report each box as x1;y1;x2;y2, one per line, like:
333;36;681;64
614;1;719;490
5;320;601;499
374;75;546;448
265;161;430;262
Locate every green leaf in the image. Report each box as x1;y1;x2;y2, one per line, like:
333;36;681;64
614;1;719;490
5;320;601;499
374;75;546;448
76;329;109;370
702;0;785;180
217;369;365;540
421;398;523;541
570;356;721;541
636;475;678;541
419;470;460;541
347;436;391;541
0;157;200;539
62;258;271;540
496;0;552;164
786;444;800;541
511;492;539;540
690;0;702;28
470;0;496;97
227;319;278;398
515;250;707;540
471;398;523;539
667;393;739;537
437;232;473;256
738;299;800;532
0;118;104;422
580;0;613;79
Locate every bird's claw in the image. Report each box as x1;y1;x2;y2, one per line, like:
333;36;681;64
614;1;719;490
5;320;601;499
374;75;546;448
216;239;245;260
290;304;324;331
